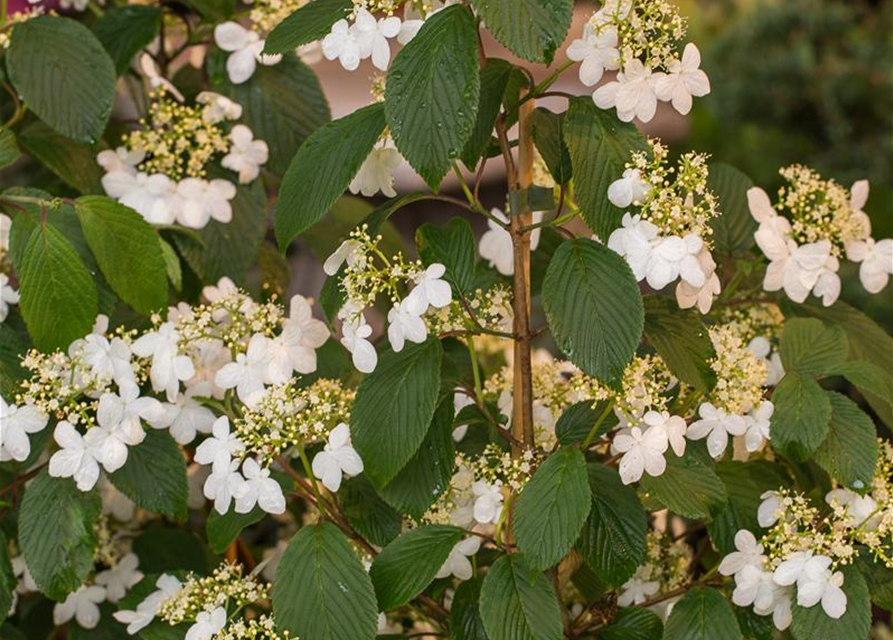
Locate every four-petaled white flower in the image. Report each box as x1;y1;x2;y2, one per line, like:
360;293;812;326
132;322;195;402
272;295;330;376
349;138;403;197
176;178;238;229
846;237;893;294
101;171;175;225
471;480;504;525
214;334;275;408
732;565;781;615
214;22;281;84
757;490;783;528
322;19;363;71
195;416;246;468
607;168;652;209
340;313;378;373
353;8;402;70
203;457;246;515
743;401;774;453
825;488;879;528
618;568;660;606
157;382;217;445
196;91;243;123
642;410;686;457
607;213;659;281
0;396;47;462
0;273;20;322
387;300;428;352
234;457;286;514
478;208;543;276
645;234;706;291
566;22;620;86
311;423;364;492
324;239;365;276
719;530;764;578
654;43;711;115
81;332;135;387
435;537;481;581
594;59;659;123
406;263;453;314
614;425;668;485
113;574;182;635
675;247;722;314
221;125;268;184
686;402;748;459
48;422;102;491
185;606;228;640
775;554;847;619
95;553;143;603
53;585;107;629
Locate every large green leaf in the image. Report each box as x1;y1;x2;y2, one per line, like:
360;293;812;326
339;475;403;548
790;565;870;640
385;5;479;190
451;578;489;640
19;472;101;601
264;0;352;54
813;392;878;488
273;523;378;640
563;98;648;239
207;52;330;175
554;400;616;446
351;338;443;488
74;196;168;315
15;118;104;194
469;0;573;64
530;107;572;184
275;103;386;249
663;586;742;640
0;532;15;626
370;525;464;610
16;223;98;352
770;372;832;462
579;464;647;586
0;128;20;169
600;607;663;640
132;524;211;575
514;447;591;570
779;318;848;376
640;451;727;519
93;5;163;75
108;430;187;520
479;554;563;640
416;218;477;300
542;238;643;383
7;17;116;143
706;163;756;257
643;295;716;391
461;58;513;169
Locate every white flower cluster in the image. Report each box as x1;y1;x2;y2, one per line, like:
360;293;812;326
567;0;710;123
721;303;786;387
618;529;691;608
607;141;721;313
749;167;891;306
98;89;267;229
325;227;452;373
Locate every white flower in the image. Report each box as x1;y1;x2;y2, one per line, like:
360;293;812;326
194;416;245;468
186;607;228;640
642;410;686;457
772;550;814;587
234;457;286;514
607;168;652;209
54;586;106;629
222;125;268;184
747;336;784;387
132;322;195;402
48;422;102;491
847;237;893;294
273;295;330;375
102;171;176;225
12;556;36;595
719;530;764;577
743;401;773;453
387;301;428;352
435;537;481;581
593;59;659;123
196;91;243;123
214;22;281;84
676;247;721;314
353;8;401;70
95;553;143;603
790;555;847;619
202;276;238;304
758;491;783;528
176;178;237;229
81;333;135;387
322;19;363;71
825;488;879;528
686;402;748;459
645;234;705;290
98;382;164;444
157;383;217;445
349;138;403;197
478;208;543;276
311;423;364;492
214;334;274;407
324;239;365;276
614;425;668;484
452;390;475;441
203;458;245;515
471;480;504;525
618;568;660;606
654;43;711;115
113;574;181;635
606;213;659;281
340;314;378;373
186;339;231;399
732;565;779;613
97;147;144;175
0;397;47;462
405;263;452;314
566;22;620;86
138;53;184;101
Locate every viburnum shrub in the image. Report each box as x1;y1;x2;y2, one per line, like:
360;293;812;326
0;1;891;639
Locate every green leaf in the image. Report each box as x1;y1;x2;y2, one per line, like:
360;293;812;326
93;5;163;75
273;523;379;640
663;586;742;640
207;52;330;175
563;97;648;239
530;107;572;184
514;447;591;570
0;129;20;169
340;475;403;548
370;525;464;610
479;553;564;640
275;103;386;249
555;400;616;446
182;0;233;21
7;17;115;143
451;578;488;640
108;430;187;520
813;392;878;488
790;565;870;640
0;532;15;626
600;607;663;640
351;338;443;488
640;451;727;519
542;238;643;382
770;372;832;462
416;218;477;299
380;397;455;518
855;554;893;611
159;238;182;291
824;360;893;409
468;0;573;64
579;464;647;586
15;118;104;194
132;524;211;575
385;5;480;190
19;471;101;601
205;472;291;553
706;163;756;257
264;0;352;54
0;323;30;398
779;318;848;376
74;196;168;315
462;58;513;169
17;223;98;352
643;295;716;391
